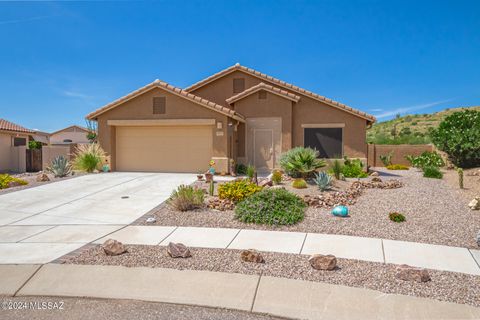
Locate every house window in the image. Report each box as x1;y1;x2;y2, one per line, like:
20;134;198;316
233;78;245;93
63;139;73;143
153;97;166;114
258;90;267;99
304;128;343;158
13;137;26;146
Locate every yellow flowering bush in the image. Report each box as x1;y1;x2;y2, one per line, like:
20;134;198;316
218;179;262;203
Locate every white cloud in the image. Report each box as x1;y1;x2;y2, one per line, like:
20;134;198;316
63;90;93;100
369;108;384;112
374;99;453;119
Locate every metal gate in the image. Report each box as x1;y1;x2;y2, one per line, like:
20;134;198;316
26;149;42;172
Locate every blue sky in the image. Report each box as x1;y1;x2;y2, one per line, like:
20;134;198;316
0;0;479;132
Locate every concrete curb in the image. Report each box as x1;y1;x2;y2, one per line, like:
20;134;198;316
4;264;480;320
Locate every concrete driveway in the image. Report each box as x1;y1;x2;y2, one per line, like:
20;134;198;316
0;172;196;264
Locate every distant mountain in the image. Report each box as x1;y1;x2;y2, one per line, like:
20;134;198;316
367;106;480;144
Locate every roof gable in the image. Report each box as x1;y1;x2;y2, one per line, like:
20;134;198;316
0;118;34;134
50;125;89;135
86;80;245;122
185;64;376;123
226;82;300;104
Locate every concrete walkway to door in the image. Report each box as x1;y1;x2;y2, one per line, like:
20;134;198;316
0;172;197;264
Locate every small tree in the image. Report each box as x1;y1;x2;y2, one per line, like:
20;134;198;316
430;110;480;168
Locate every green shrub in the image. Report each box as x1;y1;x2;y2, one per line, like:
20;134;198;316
235;188;306;225
341;157;368;178
405;151;444;169
389;212;406;223
72;143;106;173
28;141;42;149
291;178;307;189
313;171;333;191
430;110;480;167
235;164;247;175
422;166;443;179
0;174;28;189
271;170;282;185
279;147;326;178
167;185;204;211
386;164;409;170
218;179;262;202
379;151;393;166
46;155;72;177
246;165;255;180
331;159;343;180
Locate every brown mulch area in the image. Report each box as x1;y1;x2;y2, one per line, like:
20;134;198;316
63;245;480;308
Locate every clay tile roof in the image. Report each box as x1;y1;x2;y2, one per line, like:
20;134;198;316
0;118;34;133
86;80;245;122
226;82;301;104
185;64;376;123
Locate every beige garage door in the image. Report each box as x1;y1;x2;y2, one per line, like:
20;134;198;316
116;126;213;172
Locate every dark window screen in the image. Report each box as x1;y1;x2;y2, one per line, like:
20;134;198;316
13;137;26;146
304;128;342;158
153;97;166;114
233;78;245;93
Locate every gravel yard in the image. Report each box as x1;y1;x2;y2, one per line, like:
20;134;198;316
63;245;480;307
443;167;480;203
138;168;480;248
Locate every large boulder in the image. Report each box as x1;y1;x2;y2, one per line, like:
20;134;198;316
240;249;264;263
468;197;480;210
166;242;191;258
102;239;126;256
258;178;273;187
308;254;337;271
395;264;431;282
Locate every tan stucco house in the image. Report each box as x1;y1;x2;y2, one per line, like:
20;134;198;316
86;64;375;173
49;125;90;145
0;118;34;172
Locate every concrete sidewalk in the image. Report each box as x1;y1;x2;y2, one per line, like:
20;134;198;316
3;264;480;320
96;226;480;276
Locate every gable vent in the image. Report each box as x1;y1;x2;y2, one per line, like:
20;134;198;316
233;78;245;93
258;90;267;99
153;97;166;114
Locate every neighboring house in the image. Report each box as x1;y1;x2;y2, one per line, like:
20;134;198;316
0;118;34;172
86;63;376;173
49;125;90;145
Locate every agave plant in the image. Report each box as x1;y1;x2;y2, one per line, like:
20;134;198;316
73;143;106;173
313;171;333;191
47;155;72;177
280;147;326;178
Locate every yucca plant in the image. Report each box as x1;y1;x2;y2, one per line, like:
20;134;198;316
73;143;106;173
313;171;333;191
280;147;326;178
47;155;72;177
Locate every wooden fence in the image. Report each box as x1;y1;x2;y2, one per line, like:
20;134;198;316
367;144;434;167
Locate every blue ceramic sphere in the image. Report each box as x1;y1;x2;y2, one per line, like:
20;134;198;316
332;205;349;217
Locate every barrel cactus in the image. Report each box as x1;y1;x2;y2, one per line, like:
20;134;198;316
47;155;72;178
313;171;333;191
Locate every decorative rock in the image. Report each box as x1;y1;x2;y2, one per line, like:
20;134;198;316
332;205;349;217
7;180;24;188
102;239;126;256
468;197;480;210
476;231;480;247
240;249;264;263
36;173;50;182
167;242;191;258
145;217;156;223
207;197;235;211
371;176;382;183
308;254;337;270
270;185;286;190
370;171;379;177
395;264;431;282
259;178;273;187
